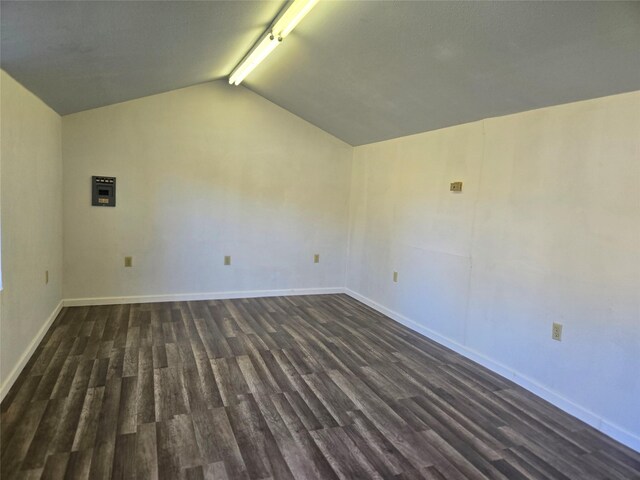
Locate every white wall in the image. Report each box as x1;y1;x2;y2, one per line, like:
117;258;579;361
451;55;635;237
347;91;640;447
62;81;352;301
0;70;63;395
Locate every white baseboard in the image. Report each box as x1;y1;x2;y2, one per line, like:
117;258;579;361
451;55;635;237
63;287;345;307
344;288;640;453
0;299;64;402
5;287;638;452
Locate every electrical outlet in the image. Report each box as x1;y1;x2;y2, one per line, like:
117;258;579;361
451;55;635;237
393;271;398;283
224;255;231;266
124;256;133;267
450;181;463;192
552;322;563;341
45;270;49;284
314;254;320;264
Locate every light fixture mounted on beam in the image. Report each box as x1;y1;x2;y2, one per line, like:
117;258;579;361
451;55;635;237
228;0;319;86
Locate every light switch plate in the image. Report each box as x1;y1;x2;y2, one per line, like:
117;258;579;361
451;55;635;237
224;255;231;266
124;256;133;267
314;254;320;264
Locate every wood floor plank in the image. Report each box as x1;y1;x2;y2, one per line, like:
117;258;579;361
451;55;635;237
50;358;94;454
309;426;382;480
344;409;414;476
135;422;158;480
40;452;70;480
136;346;156;425
116;376;138;435
1;294;638;479
154;366;189;421
227;394;294;480
111;433;137;480
64;449;93;480
2;375;42;445
72;386;105;452
0;400;48;478
270;392;339;479
21;398;66;470
88;375;122;479
192;407;249;479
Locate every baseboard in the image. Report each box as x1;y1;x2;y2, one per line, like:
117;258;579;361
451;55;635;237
63;287;346;307
0;299;64;402
344;288;640;453
7;288;638;451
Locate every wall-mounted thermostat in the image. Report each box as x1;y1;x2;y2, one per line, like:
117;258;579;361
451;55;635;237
92;176;116;207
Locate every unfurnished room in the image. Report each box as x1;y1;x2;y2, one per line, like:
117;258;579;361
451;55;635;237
1;1;639;479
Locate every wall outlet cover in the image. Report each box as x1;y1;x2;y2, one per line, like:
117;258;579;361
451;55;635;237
224;255;231;266
124;256;133;267
552;322;563;341
450;181;463;192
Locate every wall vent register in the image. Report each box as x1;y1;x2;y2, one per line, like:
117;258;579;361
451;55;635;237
92;176;116;207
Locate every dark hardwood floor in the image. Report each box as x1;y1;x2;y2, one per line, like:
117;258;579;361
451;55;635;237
1;294;639;479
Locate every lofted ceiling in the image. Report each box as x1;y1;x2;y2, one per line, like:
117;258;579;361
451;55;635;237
0;1;283;115
2;1;639;146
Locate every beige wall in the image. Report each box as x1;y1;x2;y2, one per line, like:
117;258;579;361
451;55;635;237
62;81;352;301
347;91;640;448
0;70;63;394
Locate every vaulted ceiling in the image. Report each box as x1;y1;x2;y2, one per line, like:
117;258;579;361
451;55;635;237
2;1;639;145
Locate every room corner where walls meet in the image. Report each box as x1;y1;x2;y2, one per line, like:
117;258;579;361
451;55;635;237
345;91;640;450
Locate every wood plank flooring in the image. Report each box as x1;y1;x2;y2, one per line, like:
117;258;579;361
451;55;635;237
2;294;639;479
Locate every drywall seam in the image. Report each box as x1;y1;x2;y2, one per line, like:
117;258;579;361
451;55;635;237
343;147;357;289
63;287;345;307
462;119;487;346
344;288;640;453
0;299;63;401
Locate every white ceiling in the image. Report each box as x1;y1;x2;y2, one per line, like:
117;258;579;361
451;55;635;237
2;1;639;145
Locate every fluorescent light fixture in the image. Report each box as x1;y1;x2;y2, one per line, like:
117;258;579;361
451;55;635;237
228;0;319;85
273;0;319;38
229;34;282;86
